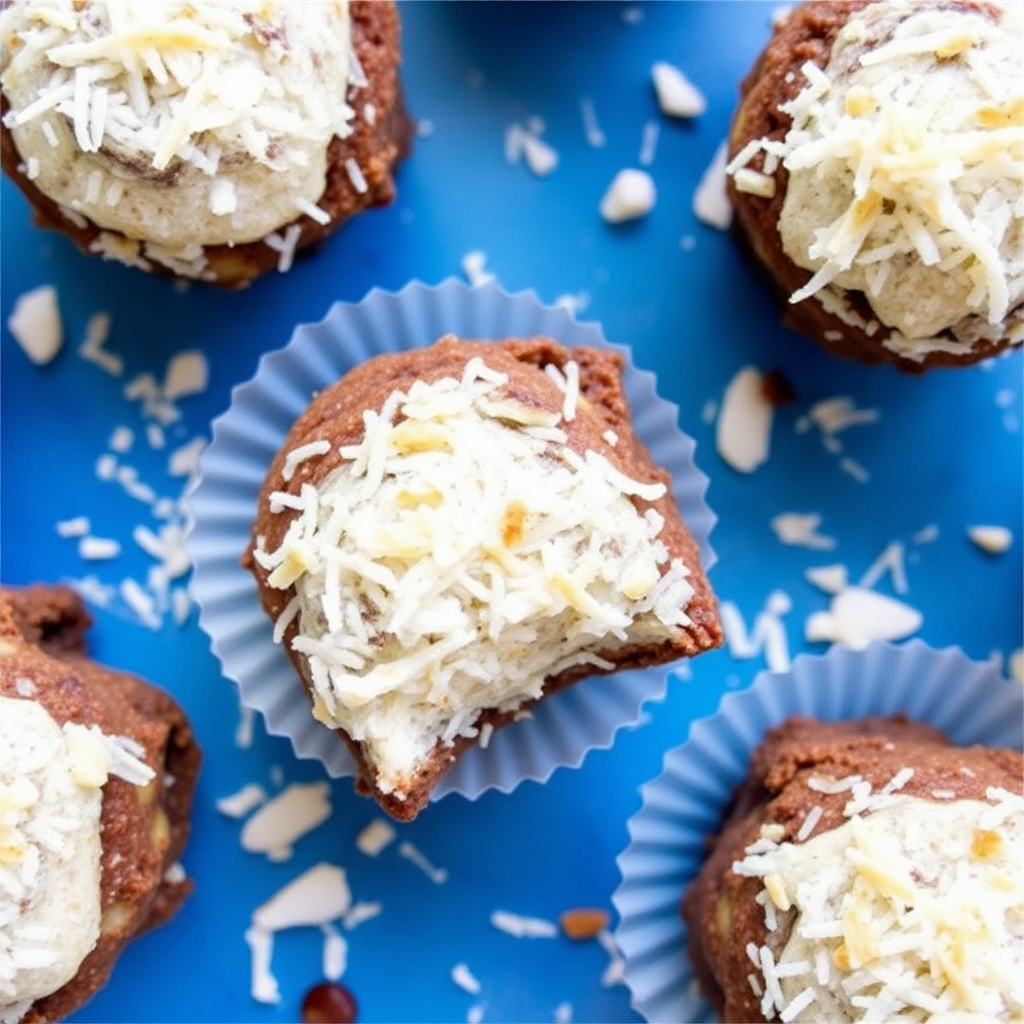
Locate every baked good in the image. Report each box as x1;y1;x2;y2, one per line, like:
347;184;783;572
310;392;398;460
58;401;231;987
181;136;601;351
244;335;723;821
0;0;412;287
681;715;1024;1023
725;0;1024;371
0;584;201;1024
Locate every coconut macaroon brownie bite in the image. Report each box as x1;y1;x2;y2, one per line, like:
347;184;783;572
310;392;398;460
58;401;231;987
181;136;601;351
0;584;201;1024
725;0;1024;371
682;715;1024;1023
243;335;723;821
0;0;411;287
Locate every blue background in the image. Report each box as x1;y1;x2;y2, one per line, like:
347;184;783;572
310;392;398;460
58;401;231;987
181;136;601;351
1;3;1020;1022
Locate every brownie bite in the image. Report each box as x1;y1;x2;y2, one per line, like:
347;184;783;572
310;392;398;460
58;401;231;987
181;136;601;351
725;0;1024;370
682;715;1024;1022
0;584;201;1024
244;335;723;821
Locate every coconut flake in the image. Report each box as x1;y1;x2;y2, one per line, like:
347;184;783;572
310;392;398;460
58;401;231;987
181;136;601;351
796;396;880;449
282;439;332;483
119;578;161;629
638;119;660;167
461;249;495;287
235;705;256;750
79;312;121;376
490;910;558;939
693;140;732;229
716;367;774;473
720;591;793;671
805;585;923;648
600;168;656;223
968;524;1013;554
579;96;606;147
451;962;482;995
859;540;909;594
597;927;626;987
805;564;848;594
109;425;134;453
344;157;368;194
79;535;121;560
245;926;279;1004
240;781;331;861
252;862;352;932
216;782;268;819
56;516;90;538
398;841;448;884
7;285;63;364
355;818;397;857
771;513;837;551
162;350;208;401
505;121;558;177
651;61;706;117
321;922;348;980
521;132;559;177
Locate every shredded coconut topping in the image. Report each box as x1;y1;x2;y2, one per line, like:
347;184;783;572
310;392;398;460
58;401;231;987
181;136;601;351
0;0;357;266
730;0;1024;356
734;788;1024;1022
255;356;693;800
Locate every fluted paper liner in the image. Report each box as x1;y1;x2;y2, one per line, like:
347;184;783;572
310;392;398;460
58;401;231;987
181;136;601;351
611;640;1023;1023
187;278;717;805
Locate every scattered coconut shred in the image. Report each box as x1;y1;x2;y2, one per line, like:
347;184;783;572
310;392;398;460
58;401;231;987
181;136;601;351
23;297;211;630
719;589;793;673
505;119;559;178
245;863;355;1005
217;764;614;1014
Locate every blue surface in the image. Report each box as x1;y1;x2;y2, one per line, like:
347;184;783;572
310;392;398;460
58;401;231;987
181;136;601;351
0;3;1021;1023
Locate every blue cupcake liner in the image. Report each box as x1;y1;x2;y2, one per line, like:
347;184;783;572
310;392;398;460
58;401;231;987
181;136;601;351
187;277;717;804
611;639;1023;1023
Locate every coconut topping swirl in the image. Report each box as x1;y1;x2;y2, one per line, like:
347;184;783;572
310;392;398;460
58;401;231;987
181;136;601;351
253;357;695;800
0;695;154;1023
729;0;1024;360
0;0;357;260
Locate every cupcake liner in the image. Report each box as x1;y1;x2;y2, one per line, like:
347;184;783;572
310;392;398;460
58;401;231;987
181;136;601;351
611;640;1023;1024
187;277;717;803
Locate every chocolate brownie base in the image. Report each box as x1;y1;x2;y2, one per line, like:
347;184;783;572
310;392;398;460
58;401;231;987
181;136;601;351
0;585;201;1024
0;1;412;289
726;0;1013;372
681;715;1023;1023
245;336;723;821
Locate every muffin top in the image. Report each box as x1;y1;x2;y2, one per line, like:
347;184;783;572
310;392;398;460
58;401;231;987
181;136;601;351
0;0;358;260
730;0;1024;359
